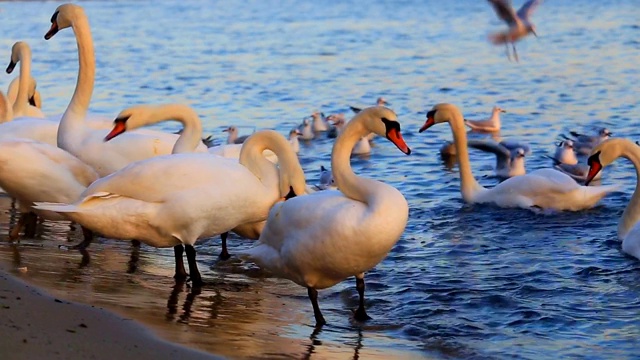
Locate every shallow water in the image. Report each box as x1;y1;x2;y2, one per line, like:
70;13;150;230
0;0;639;359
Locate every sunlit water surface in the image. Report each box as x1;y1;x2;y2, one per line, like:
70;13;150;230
0;0;639;359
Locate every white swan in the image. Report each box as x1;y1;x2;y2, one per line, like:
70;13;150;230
464;106;505;132
35;129;306;286
6;77;42;110
44;4;206;177
5;42;46;119
243;106;411;326
0;139;98;241
419;103;617;211
468;139;526;178
585;139;640;260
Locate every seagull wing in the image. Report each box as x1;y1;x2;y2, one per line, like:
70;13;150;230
500;139;531;155
468;139;511;169
516;0;542;22
488;0;518;26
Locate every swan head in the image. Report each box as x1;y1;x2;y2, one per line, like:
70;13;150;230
6;42;29;74
350;106;410;154
418;103;461;133
45;4;83;40
103;105;158;141
585;138;632;185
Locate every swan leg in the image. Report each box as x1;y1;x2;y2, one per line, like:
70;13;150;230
131;239;141;248
23;212;38;238
9;213;29;240
219;232;231;260
353;275;372;321
173;245;188;282
185;245;204;287
127;242;140;274
307;287;326;326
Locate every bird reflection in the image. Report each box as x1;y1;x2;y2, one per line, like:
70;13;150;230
127;243;140;274
166;281;201;324
301;326;364;360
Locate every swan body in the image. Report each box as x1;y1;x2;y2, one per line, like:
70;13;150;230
35;128;306;285
5;42;46;119
0;139;98;238
44;4;205;177
468;139;526;178
244;106;411;325
419;103;617;211
464;106;505;132
585;139;640;260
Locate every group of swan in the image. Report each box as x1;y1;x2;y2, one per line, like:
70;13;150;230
0;3;631;328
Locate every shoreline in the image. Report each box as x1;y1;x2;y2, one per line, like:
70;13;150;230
0;268;222;360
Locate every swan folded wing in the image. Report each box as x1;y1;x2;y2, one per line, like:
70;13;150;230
27;142;98;186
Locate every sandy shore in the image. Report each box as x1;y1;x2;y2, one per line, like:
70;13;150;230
0;269;221;360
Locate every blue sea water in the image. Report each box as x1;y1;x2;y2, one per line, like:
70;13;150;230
0;0;639;359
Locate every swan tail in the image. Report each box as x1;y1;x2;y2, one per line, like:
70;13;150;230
239;244;283;272
32;202;79;213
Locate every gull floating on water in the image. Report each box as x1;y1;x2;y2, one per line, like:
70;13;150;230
487;0;543;62
547;140;601;183
350;97;390;114
464;106;506;132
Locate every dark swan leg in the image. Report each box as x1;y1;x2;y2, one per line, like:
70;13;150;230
308;287;326;327
173;245;188;281
219;232;231;260
353;275;372;321
9;213;30;240
23;212;38;238
185;245;204;287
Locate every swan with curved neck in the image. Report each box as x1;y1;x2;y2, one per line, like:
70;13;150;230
244;106;411;326
7;77;42;110
35;128;306;286
103;103;287;257
43;4;207;176
585;139;640;260
5;42;46;119
419;103;617;211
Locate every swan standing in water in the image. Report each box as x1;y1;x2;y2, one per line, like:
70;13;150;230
419;103;617;211
585;139;640;260
464;106;505;132
43;4;206;177
36;126;306;286
243;107;411;326
0;139;98;241
5;42;46;119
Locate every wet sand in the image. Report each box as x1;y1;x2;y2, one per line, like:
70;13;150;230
0;266;219;360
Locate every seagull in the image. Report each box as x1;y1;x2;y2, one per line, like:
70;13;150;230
561;128;612;155
487;0;543;62
545;141;602;183
464;106;506;132
553;140;578;165
468;139;528;178
349;97;390;113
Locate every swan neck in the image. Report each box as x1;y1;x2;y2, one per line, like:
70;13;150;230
331;120;371;203
153;105;203;154
58;14;95;150
449;111;484;202
618;143;640;238
13;47;32;116
239;130;306;196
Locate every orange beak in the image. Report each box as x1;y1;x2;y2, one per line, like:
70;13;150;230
418;116;435;133
585;161;602;186
104;121;127;141
386;128;411;155
45;21;59;40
